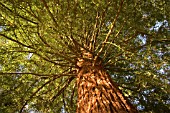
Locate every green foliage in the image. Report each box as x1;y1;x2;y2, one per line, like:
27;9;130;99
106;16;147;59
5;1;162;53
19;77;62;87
0;0;169;112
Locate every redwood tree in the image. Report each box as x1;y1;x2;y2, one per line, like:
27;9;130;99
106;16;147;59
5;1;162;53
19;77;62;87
0;0;169;113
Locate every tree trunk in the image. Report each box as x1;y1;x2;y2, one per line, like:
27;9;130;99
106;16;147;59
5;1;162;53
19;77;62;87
76;59;138;113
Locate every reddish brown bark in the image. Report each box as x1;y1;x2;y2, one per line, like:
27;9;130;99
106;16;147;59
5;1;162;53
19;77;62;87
76;60;138;113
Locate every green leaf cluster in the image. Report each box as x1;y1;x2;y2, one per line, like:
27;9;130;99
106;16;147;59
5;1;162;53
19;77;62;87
0;0;169;112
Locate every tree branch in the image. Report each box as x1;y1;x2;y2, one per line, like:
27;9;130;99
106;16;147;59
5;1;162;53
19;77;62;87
19;77;56;113
0;2;38;24
95;0;124;62
51;76;75;101
0;72;76;77
0;33;34;49
40;0;58;27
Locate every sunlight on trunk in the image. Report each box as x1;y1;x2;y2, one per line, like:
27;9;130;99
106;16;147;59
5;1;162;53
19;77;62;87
76;60;138;113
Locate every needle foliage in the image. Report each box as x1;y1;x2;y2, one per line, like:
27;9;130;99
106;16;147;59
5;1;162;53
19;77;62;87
0;0;169;112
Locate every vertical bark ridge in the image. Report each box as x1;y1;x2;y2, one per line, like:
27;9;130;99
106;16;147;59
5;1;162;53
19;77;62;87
76;60;138;113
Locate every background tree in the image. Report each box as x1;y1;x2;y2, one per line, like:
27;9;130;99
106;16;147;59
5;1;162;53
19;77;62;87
0;0;170;113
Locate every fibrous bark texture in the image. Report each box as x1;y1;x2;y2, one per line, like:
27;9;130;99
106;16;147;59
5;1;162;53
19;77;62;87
76;60;138;113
